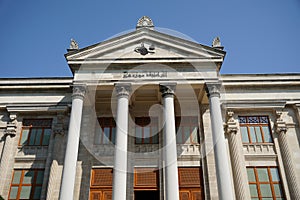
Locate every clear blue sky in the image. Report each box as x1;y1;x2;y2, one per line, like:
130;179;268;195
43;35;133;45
0;0;299;78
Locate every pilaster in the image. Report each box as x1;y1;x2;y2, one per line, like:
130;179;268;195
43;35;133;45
225;111;251;200
0;113;17;198
275;111;300;199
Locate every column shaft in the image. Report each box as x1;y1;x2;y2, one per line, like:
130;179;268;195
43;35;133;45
278;131;300;199
160;83;179;200
226;112;251;200
112;83;130;200
206;83;234;200
60;85;85;200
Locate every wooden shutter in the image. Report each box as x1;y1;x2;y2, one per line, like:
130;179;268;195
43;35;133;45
192;191;201;200
90;191;101;200
103;191;112;200
91;169;113;187
180;191;190;200
134;168;158;188
178;168;201;187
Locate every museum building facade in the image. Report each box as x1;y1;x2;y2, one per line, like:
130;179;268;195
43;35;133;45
0;16;300;200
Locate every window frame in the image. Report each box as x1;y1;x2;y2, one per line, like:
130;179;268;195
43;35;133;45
135;117;159;144
8;169;44;200
175;116;199;144
247;166;285;200
19;119;52;146
97;117;116;144
239;116;273;144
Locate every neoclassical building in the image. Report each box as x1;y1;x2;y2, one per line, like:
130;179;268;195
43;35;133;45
0;16;300;200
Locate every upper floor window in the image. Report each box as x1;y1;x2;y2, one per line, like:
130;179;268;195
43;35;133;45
239;116;273;144
9;169;44;200
19;119;52;146
247;167;285;199
176;116;199;144
96;117;116;144
135;117;158;144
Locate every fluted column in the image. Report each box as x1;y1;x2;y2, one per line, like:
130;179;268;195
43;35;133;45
60;85;86;200
205;82;234;200
225;111;251;200
160;83;179;200
275;111;300;199
112;83;131;200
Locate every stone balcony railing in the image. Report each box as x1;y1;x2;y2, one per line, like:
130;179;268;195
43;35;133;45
243;143;277;160
177;144;201;156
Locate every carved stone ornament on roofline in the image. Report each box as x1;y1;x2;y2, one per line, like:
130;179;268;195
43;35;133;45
159;83;176;98
136;16;154;30
69;38;79;50
275;110;288;134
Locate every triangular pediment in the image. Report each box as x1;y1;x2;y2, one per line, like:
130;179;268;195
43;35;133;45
65;28;226;67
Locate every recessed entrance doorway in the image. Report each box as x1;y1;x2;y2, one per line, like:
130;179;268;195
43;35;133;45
134;191;159;200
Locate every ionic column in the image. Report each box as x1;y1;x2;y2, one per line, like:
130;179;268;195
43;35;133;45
112;83;131;200
275;111;300;199
205;82;234;200
225;111;251;200
60;85;86;200
160;83;179;200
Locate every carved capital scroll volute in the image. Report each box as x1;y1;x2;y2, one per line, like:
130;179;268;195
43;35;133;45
225;111;238;135
115;83;131;98
275;110;288;134
5;113;17;138
72;85;86;99
205;82;221;98
159;82;176;98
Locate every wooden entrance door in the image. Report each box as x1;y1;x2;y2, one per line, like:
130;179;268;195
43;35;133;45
178;167;204;200
89;168;113;200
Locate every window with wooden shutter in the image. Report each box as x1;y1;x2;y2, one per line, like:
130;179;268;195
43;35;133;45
134;168;158;189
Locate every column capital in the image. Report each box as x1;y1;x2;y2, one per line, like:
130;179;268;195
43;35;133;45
225;111;238;134
5;112;17;137
115;83;131;98
72;85;86;99
275;110;288;134
205;82;221;98
159;82;176;98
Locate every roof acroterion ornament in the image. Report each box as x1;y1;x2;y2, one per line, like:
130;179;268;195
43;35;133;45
136;16;154;30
